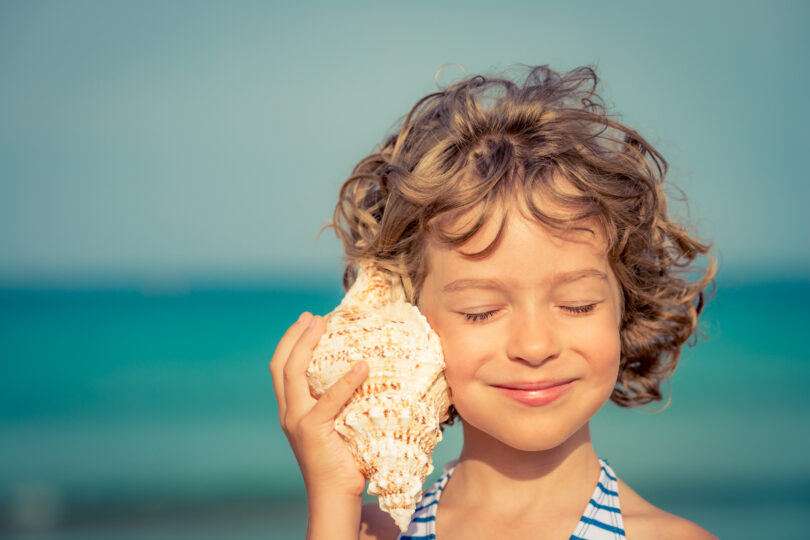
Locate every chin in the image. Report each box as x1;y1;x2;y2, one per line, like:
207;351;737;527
501;424;580;452
462;414;585;453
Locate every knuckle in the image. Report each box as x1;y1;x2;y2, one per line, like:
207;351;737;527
317;388;335;406
295;416;315;438
339;372;359;390
285;412;299;433
327;376;352;398
321;381;351;405
284;318;305;337
333;379;354;398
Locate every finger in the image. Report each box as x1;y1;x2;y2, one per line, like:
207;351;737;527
306;360;369;424
283;314;327;417
270;312;313;420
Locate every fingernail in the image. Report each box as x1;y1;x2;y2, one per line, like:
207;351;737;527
352;361;364;373
307;315;317;329
297;312;308;323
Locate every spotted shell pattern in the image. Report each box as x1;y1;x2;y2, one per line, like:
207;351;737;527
306;262;451;531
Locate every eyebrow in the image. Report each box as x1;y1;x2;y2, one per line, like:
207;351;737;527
442;278;504;293
552;269;608;285
441;268;607;293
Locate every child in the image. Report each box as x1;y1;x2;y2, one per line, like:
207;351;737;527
270;65;717;540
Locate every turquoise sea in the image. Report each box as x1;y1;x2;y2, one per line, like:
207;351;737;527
1;279;809;539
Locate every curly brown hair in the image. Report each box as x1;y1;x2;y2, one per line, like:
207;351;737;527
330;65;716;409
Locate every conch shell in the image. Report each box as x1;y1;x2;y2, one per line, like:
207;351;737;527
306;262;451;531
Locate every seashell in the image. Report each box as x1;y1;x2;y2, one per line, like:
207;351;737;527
306;261;451;531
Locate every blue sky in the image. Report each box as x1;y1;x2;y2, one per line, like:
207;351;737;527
1;0;808;288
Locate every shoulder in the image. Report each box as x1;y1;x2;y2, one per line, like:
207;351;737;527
359;502;401;540
617;478;717;540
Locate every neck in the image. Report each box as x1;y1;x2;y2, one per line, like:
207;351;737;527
446;420;600;513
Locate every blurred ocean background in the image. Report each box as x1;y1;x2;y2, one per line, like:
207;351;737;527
1;1;809;539
1;281;810;540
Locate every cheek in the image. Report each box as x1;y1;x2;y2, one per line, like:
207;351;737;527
589;327;622;388
593;326;621;363
576;308;622;361
426;318;489;395
423;300;463;360
605;339;622;383
565;315;622;395
440;344;483;422
436;327;477;380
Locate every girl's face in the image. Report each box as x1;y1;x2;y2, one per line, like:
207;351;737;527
419;208;622;452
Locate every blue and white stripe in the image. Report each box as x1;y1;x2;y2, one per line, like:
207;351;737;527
398;457;625;540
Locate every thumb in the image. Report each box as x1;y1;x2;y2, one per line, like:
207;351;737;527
306;361;369;424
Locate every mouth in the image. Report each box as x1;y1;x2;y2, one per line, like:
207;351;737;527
493;378;577;391
492;379;576;406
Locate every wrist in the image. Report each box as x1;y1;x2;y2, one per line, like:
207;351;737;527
306;494;362;540
305;478;365;505
307;490;363;512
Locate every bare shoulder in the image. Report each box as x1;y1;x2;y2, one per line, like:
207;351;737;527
617;478;718;540
359;502;401;540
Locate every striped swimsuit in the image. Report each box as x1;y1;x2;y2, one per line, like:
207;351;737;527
398;457;626;540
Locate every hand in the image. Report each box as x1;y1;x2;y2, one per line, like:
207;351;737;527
269;312;370;501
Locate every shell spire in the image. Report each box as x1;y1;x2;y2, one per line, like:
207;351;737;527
306;261;451;532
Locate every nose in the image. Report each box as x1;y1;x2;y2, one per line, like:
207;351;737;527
505;307;562;366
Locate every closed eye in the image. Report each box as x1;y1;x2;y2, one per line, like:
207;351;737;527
561;304;597;315
462;310;498;322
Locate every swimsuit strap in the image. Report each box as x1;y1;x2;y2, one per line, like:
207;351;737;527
570;459;626;540
398;458;625;540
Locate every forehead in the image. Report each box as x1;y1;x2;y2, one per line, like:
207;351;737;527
424;224;609;315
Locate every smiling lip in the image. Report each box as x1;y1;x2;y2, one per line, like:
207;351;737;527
493;379;576;406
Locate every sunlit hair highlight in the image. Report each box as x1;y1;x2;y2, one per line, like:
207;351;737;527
330;65;716;411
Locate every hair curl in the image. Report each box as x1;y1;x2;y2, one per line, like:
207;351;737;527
330;64;716;411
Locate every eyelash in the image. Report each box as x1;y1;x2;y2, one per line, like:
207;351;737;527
562;304;597;315
463;311;497;322
461;304;597;322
